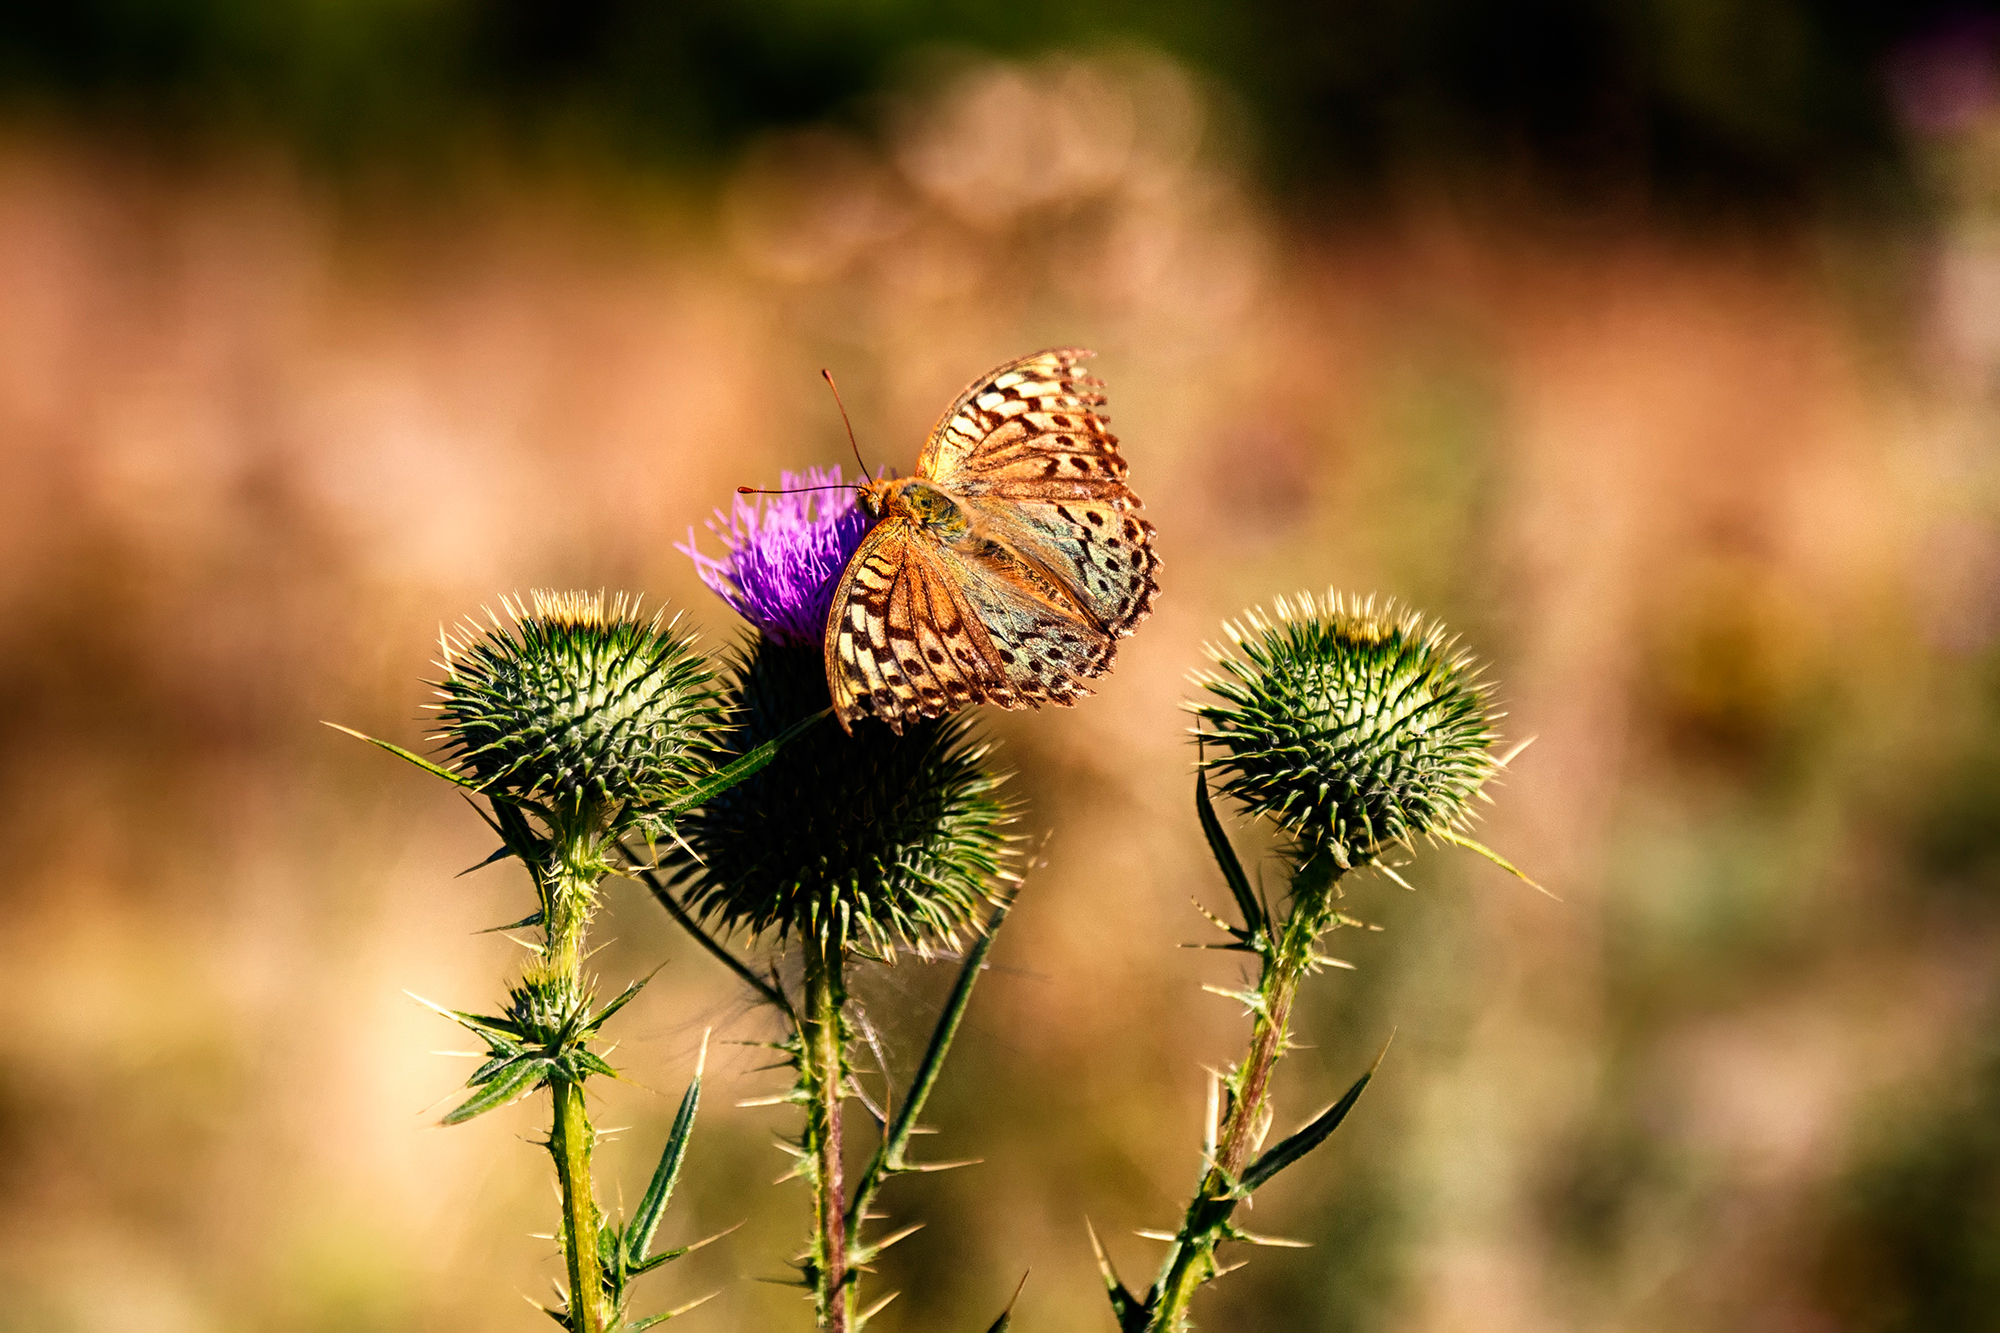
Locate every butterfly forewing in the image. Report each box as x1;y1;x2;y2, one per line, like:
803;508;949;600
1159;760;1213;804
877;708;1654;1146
920;348;1134;503
826;521;1008;732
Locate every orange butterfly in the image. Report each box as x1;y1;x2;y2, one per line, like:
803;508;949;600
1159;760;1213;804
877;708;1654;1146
824;348;1160;733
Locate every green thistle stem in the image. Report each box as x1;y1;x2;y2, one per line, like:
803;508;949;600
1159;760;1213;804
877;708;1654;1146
551;1075;604;1333
800;932;852;1332
533;838;609;1333
1148;849;1344;1333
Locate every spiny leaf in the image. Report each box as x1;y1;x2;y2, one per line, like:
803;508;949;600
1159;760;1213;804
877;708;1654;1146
627;1044;704;1266
855;1290;900;1329
324;722;493;793
568;1049;620;1081
458;844;520;878
477;908;546;934
845;891;1016;1236
584;973;658;1036
1236;1040;1389;1194
849;1222;923;1267
408;991;529;1042
1195;754;1264;939
654;707;831;815
469;1047;527;1085
442;1056;549;1124
628;1222;740;1277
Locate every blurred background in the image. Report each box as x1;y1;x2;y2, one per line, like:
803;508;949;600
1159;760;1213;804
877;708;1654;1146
3;2;1999;1329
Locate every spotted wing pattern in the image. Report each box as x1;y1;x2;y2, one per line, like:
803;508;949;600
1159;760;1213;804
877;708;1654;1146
921;347;1157;638
826;520;997;730
919;348;1128;498
825;348;1160;732
824;518;1121;733
962;494;1159;642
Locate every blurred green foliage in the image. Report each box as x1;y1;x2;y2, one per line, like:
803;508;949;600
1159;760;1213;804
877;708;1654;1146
1816;1022;2000;1331
0;0;1972;205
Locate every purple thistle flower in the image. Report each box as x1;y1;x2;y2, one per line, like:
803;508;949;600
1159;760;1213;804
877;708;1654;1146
681;466;871;647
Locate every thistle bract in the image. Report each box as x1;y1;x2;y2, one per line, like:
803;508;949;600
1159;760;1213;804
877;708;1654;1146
664;638;1012;957
433;590;723;835
681;466;869;648
1192;592;1498;868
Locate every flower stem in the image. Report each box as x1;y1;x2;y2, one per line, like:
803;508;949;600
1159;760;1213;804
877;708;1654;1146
800;932;851;1332
551;1075;605;1333
1148;849;1344;1333
535;842;609;1333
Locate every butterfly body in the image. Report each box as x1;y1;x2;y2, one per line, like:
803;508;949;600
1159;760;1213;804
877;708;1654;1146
826;348;1160;733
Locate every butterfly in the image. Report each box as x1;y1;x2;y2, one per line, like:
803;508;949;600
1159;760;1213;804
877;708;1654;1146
824;347;1160;733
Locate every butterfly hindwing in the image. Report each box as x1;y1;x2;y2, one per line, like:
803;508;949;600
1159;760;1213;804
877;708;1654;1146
949;545;1113;705
962;495;1159;640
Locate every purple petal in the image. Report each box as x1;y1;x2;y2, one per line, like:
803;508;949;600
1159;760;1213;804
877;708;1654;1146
680;466;871;647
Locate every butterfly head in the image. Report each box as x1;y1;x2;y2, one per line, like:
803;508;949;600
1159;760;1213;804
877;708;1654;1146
856;473;896;520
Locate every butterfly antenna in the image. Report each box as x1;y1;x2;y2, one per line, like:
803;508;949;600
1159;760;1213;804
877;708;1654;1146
822;369;872;482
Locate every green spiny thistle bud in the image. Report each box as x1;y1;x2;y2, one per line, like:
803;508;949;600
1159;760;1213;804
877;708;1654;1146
433;590;724;838
1191;592;1499;868
663;638;1013;958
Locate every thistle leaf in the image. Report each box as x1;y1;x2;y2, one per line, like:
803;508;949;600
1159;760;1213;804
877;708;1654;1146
1236;1041;1388;1194
1433;828;1559;900
324;722;491;792
476;908;547;934
1195;756;1264;939
654;706;831;815
622;1290;719;1328
627;1051;703;1266
845;892;1016;1237
850;1222;923;1267
585;974;656;1036
570;1050;620;1081
408;992;530;1042
458;844;520;878
628;1221;739;1276
1224;1223;1312;1248
441;1056;549;1124
854;1291;900;1328
469;1048;527;1085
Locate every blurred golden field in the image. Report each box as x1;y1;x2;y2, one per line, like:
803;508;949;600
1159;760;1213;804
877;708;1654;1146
3;32;2000;1333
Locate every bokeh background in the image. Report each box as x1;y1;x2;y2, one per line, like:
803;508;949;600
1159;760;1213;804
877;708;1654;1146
4;3;2000;1330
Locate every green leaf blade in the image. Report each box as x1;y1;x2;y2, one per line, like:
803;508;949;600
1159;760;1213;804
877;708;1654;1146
1236;1047;1384;1195
1195;760;1264;939
628;1061;703;1265
441;1056;549;1125
654;708;831;816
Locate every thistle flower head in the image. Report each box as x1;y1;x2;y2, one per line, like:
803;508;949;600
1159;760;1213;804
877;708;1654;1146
681;466;870;648
1191;592;1499;867
664;638;1013;958
433;590;724;836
